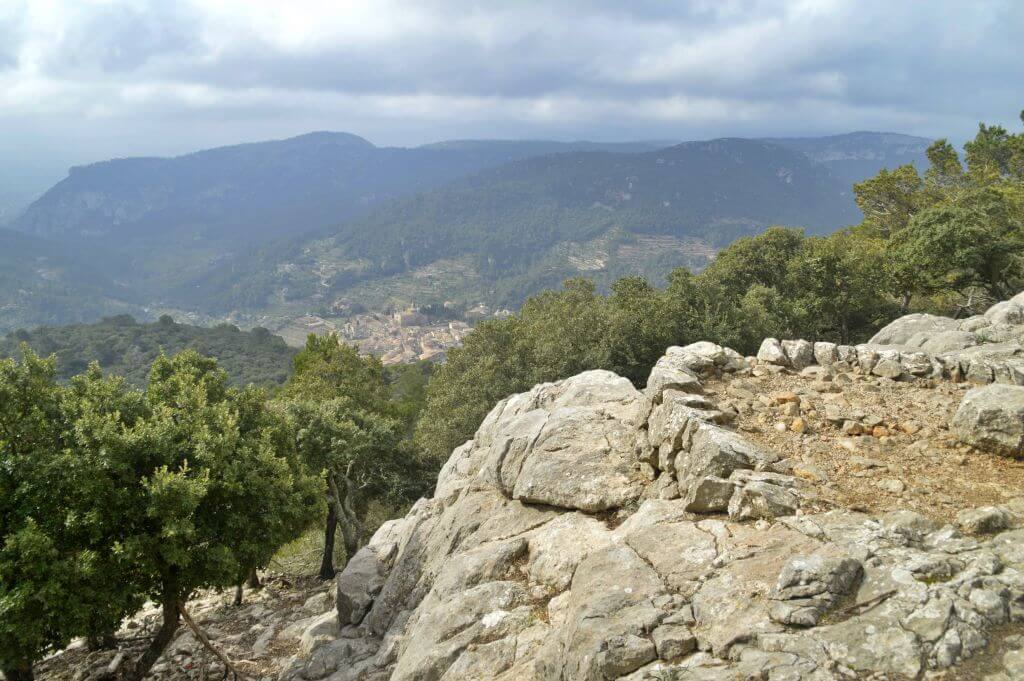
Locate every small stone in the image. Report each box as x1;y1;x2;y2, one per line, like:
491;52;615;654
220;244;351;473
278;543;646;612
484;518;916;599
774;421;788;433
824;405;845;424
791;417;808;434
774;391;799;404
842;420;864;436
879;478;905;494
872;426;890;438
901;421;922;435
863;414;884;428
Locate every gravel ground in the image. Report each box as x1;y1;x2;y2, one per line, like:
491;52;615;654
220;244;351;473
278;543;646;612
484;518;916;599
34;574;332;681
703;366;1024;523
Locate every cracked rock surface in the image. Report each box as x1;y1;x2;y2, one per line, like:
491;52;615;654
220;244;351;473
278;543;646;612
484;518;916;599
283;326;1024;681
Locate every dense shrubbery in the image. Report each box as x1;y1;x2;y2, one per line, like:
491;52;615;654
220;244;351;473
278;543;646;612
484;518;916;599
415;114;1024;462
0;339;432;680
0;315;297;387
0;350;320;680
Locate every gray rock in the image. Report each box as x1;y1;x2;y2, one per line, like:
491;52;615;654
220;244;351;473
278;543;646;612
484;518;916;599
652;624;697;660
645;353;703;402
813;342;838;366
961;314;993;332
919;330;979;355
684;476;737;513
856;345;879;373
951;384;1024;456
870;313;960;345
872;358;903;379
282;336;1024;681
957;506;1014;535
675;421;773;497
782;339;815;370
757;338;789;366
336;543;395;626
727;481;799;520
986;300;1024;326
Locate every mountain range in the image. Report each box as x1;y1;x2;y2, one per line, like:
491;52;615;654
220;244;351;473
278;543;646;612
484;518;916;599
2;130;930;334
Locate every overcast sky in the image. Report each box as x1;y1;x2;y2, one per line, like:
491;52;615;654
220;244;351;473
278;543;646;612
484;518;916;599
1;0;1022;175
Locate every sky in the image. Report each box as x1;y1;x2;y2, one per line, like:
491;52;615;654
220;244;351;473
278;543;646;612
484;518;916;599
1;0;1023;178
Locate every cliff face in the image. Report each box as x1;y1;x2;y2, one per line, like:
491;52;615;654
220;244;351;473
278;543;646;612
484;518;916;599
284;296;1024;681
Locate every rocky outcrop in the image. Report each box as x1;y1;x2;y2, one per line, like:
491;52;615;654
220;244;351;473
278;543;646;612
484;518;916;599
952;384;1024;457
279;321;1024;680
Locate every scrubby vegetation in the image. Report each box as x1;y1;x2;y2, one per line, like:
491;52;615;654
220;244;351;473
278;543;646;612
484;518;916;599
0;339;434;680
415;113;1024;462
0;315;297;387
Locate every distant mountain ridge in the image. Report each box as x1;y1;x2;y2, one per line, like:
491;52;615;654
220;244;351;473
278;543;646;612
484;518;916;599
186;137;865;314
3;129;932;332
765;131;931;187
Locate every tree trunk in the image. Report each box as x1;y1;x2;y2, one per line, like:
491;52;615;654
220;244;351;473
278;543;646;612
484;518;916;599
319;500;338;580
87;631;118;651
900;292;911;314
233;582;244;606
340;475;363;559
1;660;34;681
247;567;261;589
124;598;180;681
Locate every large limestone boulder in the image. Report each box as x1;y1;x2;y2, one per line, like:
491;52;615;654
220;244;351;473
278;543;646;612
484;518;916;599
870;313;961;346
952;384;1024;456
986;300;1024;326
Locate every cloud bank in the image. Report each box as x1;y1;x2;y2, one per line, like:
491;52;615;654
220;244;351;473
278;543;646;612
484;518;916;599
1;0;1021;165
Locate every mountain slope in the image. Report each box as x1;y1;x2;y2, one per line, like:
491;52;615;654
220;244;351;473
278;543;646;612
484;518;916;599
0;228;141;334
189;138;861;313
767;131;931;187
11;133;671;296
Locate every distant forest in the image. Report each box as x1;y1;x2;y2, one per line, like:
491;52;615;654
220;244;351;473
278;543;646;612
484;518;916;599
0;315;297;386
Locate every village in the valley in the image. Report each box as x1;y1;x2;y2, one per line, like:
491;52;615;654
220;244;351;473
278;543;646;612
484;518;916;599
269;303;510;364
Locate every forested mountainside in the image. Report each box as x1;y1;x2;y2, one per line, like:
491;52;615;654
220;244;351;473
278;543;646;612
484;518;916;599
0;314;297;386
185;137;862;314
2;131;928;333
0;228;141;334
767;131;931;187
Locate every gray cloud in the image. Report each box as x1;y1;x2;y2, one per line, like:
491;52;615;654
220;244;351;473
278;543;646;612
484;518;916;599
1;0;1022;170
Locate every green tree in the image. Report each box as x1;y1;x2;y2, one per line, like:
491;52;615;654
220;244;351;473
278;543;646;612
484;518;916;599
107;351;318;680
888;187;1024;304
853;164;925;238
286;399;409;579
282;334;419;579
414;318;528;464
0;352;142;681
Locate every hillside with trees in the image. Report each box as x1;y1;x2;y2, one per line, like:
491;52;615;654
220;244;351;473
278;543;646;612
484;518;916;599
414;113;1024;462
0;315;297;387
0;132;927;334
186;137;867;314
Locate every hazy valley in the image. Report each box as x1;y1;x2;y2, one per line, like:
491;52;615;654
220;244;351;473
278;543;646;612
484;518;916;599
1;130;928;356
